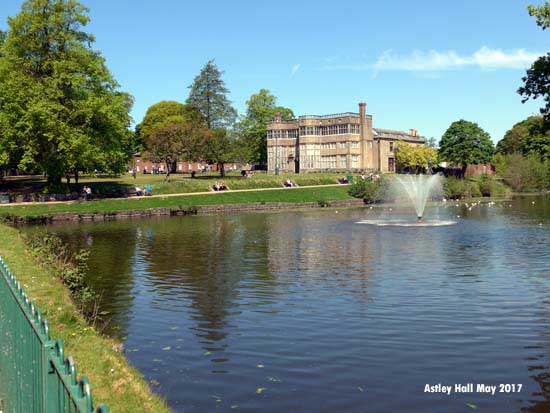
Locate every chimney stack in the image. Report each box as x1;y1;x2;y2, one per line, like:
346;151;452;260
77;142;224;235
275;112;282;123
359;102;367;141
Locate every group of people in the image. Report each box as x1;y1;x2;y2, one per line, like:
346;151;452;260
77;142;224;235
212;182;228;191
135;185;153;196
241;170;254;178
283;179;297;188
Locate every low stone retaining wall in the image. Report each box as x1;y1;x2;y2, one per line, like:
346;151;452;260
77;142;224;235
8;199;365;225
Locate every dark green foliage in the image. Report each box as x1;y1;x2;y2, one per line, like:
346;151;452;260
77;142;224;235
25;233;95;308
0;0;133;188
198;128;236;177
519;3;550;118
186;60;237;129
439;120;494;175
348;179;382;203
238;89;294;164
497;116;550;157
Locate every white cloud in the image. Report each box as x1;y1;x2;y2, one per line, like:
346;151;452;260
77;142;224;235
290;63;301;77
320;47;541;73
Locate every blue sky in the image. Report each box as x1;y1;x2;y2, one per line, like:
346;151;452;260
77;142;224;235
0;0;547;142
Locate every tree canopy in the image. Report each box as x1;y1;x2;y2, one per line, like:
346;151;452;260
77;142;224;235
519;3;550;118
528;1;550;29
0;0;133;188
197;128;236;178
497;116;550;159
140;101;203;179
186;60;237;129
439;120;494;175
394;142;438;173
139;101;202;140
238;89;294;164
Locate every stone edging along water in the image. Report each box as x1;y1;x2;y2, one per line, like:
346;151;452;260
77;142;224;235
6;199;366;225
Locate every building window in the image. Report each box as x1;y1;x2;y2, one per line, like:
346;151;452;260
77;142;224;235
389;142;394;152
388;157;395;172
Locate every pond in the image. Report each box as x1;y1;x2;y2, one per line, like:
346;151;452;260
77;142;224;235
37;196;550;412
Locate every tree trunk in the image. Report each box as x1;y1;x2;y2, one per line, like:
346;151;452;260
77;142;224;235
165;160;171;182
219;162;225;178
460;163;468;178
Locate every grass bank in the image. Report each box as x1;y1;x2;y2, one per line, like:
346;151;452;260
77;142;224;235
0;225;171;412
0;185;354;218
1;171;354;197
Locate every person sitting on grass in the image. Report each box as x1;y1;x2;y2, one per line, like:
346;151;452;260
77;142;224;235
337;176;349;184
144;184;153;196
283;179;297;188
135;186;143;196
82;186;92;200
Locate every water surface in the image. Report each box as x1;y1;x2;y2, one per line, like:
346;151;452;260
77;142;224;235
39;196;550;412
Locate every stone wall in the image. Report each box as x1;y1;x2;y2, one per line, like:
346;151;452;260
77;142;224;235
7;199;365;225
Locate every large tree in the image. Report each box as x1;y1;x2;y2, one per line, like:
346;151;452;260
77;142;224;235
0;0;133;188
497;116;550;159
238;89;294;164
439;120;494;176
140;101;203;179
198;129;235;178
519;2;550;119
146;117;199;181
139;100;203;140
186;60;237;129
394;142;438;174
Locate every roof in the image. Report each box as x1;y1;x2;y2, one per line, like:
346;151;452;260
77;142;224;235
373;128;425;142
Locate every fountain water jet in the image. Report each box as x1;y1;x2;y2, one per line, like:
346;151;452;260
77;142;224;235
394;174;442;221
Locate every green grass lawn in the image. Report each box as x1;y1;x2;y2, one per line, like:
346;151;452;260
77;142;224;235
1;171;356;197
0;225;171;412
0;185;354;218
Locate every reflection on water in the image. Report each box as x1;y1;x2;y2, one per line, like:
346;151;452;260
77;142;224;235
33;196;550;412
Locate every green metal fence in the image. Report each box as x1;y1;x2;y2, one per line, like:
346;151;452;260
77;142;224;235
0;257;109;413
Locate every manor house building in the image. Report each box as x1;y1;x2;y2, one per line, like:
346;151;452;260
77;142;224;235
267;102;425;173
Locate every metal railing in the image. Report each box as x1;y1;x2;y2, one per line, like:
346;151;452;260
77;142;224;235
0;257;108;413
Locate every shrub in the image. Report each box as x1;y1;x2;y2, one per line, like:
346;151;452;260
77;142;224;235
348;179;382;203
25;233;95;309
466;180;482;198
499;153;550;192
478;174;492;197
443;177;466;199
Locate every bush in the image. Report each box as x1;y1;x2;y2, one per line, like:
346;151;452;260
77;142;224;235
466;180;482;198
348;179;382;203
499;154;550;192
478;174;492;197
443;177;466;199
25;233;95;309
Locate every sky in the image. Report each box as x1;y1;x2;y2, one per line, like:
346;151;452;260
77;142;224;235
0;0;548;143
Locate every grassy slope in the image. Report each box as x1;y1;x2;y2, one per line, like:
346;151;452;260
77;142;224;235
1;186;354;217
1;172;353;196
0;225;171;412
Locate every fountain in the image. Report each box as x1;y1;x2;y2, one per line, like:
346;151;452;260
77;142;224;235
394;174;441;221
357;174;457;227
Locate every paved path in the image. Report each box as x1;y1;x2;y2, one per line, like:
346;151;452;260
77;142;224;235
0;183;349;207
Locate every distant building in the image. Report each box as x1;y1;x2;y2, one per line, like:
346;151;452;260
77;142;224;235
131;155;249;174
266;102;425;173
